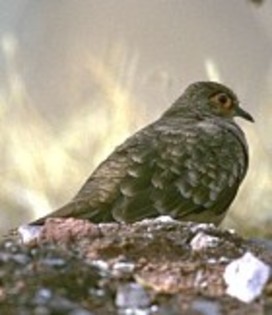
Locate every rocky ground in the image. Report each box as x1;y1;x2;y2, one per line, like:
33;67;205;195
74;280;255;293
0;217;272;315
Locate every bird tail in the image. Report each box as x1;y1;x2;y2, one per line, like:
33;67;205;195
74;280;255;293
29;202;78;225
29;200;114;225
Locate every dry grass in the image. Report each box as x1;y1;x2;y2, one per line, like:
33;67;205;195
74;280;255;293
0;34;142;230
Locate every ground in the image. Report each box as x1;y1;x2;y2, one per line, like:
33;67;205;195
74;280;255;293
0;217;272;314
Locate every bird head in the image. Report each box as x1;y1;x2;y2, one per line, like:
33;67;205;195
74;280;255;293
165;81;254;123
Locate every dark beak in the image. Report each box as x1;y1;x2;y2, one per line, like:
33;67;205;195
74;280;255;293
235;106;254;122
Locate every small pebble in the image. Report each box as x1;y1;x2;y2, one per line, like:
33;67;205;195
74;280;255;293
12;253;30;265
191;298;221;315
18;224;43;244
41;257;67;268
116;282;150;309
190;231;219;251
190;223;215;234
154;216;177;223
33;288;52;304
112;261;135;277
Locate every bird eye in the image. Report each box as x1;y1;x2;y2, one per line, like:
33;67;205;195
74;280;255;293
211;92;233;110
218;93;228;104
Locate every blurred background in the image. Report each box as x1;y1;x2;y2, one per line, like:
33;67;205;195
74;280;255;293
0;0;271;236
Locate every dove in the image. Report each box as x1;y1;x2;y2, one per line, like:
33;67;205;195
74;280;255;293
32;81;253;225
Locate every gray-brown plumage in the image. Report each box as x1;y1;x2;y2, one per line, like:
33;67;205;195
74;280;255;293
33;81;254;225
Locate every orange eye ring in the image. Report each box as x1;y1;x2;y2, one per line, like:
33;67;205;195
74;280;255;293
211;92;233;110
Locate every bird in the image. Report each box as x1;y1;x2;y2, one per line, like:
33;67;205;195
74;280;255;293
32;81;254;226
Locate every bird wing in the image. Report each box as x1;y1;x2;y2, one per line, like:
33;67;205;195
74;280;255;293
149;121;248;224
111;120;248;224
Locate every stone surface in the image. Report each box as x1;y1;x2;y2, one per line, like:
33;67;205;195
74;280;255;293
1;218;272;314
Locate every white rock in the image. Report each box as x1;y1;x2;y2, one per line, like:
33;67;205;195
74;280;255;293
190;223;215;234
153;215;176;223
116;282;150;308
190;231;219;251
18;224;43;243
90;259;109;272
224;251;271;303
112;261;135;276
